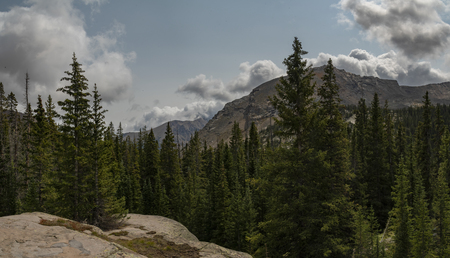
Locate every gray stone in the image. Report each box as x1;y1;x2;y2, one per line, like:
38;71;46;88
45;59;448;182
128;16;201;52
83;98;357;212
0;212;252;258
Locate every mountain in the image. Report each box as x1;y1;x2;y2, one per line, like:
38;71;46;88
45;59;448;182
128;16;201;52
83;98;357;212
199;65;450;146
124;118;207;144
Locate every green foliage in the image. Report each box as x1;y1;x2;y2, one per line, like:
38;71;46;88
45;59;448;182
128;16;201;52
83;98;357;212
10;39;450;257
390;159;412;258
433;128;450;258
410;168;433;258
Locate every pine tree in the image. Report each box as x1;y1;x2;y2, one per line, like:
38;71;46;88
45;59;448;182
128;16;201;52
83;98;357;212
390;159;412;258
5;92;19;215
410;169;433;258
0;82;12;215
384;100;396;187
22;73;32;195
97;125;127;229
433;127;450;258
25;96;52;212
141;128;160;214
211;142;233;247
41;95;61;214
91;84;111;225
353;98;369;206
57;53;93;221
352;205;380;258
315;58;354;256
143;128;160;194
247;122;260;179
230;121;246;192
263;37;326;257
268;37;316;153
367;93;390;227
160;123;184;220
416;92;432;201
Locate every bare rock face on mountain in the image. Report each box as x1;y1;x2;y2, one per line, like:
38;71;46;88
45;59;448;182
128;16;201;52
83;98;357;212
0;212;251;258
199;66;450;146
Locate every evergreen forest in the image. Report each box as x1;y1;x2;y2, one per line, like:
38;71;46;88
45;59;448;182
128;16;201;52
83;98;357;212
3;39;450;257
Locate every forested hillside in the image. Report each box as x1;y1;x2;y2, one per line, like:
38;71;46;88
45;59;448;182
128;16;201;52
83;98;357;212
3;41;450;257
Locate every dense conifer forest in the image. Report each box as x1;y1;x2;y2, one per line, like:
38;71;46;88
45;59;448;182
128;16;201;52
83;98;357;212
3;40;450;257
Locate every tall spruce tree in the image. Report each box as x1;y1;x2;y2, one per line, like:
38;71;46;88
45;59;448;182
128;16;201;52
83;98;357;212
160;123;184;220
57;53;93;221
25;96;51;212
416;92;433;201
264;37;333;257
315;58;353;256
353;98;369;206
142;128;160;214
367;93;390;227
0;82;12;215
390;159;412;258
410;168;433;258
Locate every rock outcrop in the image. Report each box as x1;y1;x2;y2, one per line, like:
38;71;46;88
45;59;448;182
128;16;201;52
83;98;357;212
0;212;251;258
199;66;450;145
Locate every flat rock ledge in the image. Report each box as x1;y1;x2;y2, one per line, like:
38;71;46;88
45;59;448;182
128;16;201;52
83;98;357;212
0;212;252;258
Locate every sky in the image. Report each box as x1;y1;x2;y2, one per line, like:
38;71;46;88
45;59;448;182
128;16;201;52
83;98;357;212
1;0;450;132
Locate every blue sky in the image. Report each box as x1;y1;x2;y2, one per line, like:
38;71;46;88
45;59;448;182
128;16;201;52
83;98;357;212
1;0;450;131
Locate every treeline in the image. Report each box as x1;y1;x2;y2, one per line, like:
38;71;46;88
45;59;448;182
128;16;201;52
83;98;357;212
3;40;450;258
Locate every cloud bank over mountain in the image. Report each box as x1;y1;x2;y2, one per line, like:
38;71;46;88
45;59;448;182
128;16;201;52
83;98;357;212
133;60;285;129
310;0;450;86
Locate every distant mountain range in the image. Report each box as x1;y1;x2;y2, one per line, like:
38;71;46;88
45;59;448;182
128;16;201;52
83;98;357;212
126;66;450;146
123;118;207;145
198;65;450;146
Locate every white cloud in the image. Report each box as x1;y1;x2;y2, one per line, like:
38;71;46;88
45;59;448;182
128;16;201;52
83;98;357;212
0;0;134;108
133;101;224;130
338;0;450;60
177;60;284;102
141;59;284;131
309;49;450;86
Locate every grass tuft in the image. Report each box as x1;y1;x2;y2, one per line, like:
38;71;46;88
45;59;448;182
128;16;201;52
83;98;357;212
39;218;93;232
109;230;129;236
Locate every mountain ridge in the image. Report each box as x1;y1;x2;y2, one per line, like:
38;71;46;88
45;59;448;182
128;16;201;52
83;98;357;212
124;117;207;145
198;65;450;146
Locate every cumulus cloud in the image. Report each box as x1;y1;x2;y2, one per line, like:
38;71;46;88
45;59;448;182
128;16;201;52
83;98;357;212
177;60;284;102
338;0;450;60
133;101;224;130
177;74;231;102
149;60;284;131
308;49;450;86
0;0;134;107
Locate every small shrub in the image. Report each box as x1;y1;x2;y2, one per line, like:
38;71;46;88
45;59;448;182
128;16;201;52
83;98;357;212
39;218;92;232
109;230;129;236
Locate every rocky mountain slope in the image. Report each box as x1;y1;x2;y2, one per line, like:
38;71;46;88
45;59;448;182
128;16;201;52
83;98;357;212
0;212;251;258
124;118;207;144
199;66;450;146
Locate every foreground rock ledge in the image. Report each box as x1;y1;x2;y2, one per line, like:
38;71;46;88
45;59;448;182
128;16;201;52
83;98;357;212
0;212;252;258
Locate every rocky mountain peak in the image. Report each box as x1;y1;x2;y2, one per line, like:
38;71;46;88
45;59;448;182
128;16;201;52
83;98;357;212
199;66;450;146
